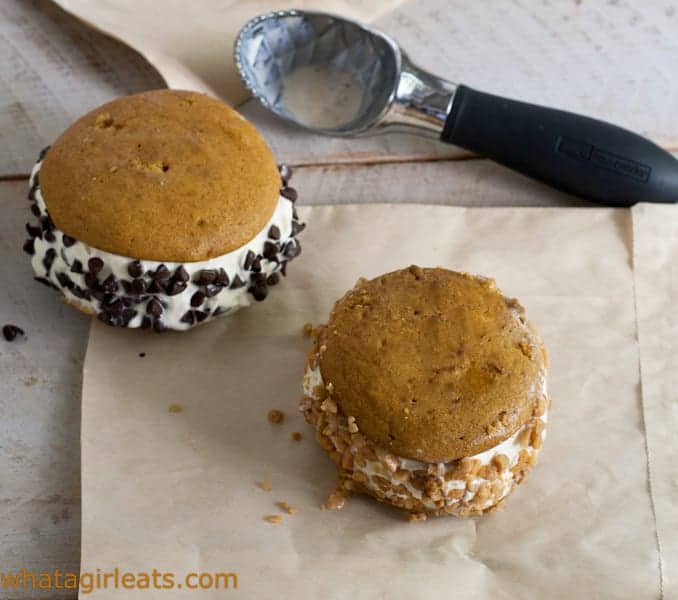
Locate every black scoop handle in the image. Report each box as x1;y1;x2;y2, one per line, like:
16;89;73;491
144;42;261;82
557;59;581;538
441;85;678;206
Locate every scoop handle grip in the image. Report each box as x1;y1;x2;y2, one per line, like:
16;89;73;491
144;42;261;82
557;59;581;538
441;85;678;206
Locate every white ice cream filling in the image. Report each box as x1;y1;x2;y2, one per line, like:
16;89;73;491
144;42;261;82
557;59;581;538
26;156;302;330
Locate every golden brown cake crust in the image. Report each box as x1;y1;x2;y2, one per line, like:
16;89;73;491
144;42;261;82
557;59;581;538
317;266;547;463
40;90;280;262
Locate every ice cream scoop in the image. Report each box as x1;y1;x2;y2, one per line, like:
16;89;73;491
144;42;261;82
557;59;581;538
235;10;678;207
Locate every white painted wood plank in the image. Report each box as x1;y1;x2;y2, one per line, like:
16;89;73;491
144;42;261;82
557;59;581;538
293;158;587;207
0;180;88;599
0;0;163;177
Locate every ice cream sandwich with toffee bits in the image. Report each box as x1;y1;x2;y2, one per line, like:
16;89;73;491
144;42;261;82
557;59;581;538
23;89;304;331
302;266;549;517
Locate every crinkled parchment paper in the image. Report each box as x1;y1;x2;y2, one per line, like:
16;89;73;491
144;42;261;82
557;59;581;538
81;204;676;599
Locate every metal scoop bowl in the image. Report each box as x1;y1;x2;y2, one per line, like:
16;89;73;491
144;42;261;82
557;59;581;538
235;10;678;206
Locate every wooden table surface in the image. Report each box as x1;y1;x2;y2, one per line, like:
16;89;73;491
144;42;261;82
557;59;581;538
1;1;674;598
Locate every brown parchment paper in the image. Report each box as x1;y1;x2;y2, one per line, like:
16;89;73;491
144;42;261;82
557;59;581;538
81;204;671;599
632;204;678;599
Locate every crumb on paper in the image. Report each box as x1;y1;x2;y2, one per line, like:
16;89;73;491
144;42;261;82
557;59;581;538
276;501;298;515
257;480;272;492
268;409;284;424
168;403;183;414
302;323;314;337
139;352;146;357
408;512;427;523
264;515;283;524
323;490;347;511
23;376;38;387
290;431;302;441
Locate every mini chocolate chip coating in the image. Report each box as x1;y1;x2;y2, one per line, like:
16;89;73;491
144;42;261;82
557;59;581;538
146;298;163;317
88;257;103;274
190;291;205;307
268;225;281;240
281;187;298;202
194;270;217;286
128;260;143;278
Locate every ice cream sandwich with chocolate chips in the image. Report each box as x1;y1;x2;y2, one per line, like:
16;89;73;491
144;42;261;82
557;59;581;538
23;90;303;331
302;266;549;518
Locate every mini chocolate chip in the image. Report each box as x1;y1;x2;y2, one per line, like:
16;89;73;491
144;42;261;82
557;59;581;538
121;297;133;307
2;324;24;342
280;262;288;277
97;312;113;325
251;256;262;273
71;259;83;274
216;269;229;287
44;230;56;243
281;187;298;202
107;299;124;317
268;225;281;240
121;280;132;294
88;257;104;274
28;183;38;203
26;223;41;238
263;241;279;259
30;204;41;217
146;298;163;317
229;274;245;289
70;286;85;299
151;264;170;281
291;221;306;236
147;280;162;294
84;272;98;288
62;234;76;247
42;248;56;271
127;260;143;278
91;289;105;301
34;276;59;290
121;308;137;326
204;284;220;298
56;272;73;289
130;278;146;295
283;241;301;258
194;310;209;323
40;215;55;232
102;274;118;293
180;311;195;325
250;272;266;286
244;250;255;270
194;269;217;285
60;248;70;266
191;291;205;307
278;164;292;183
39;146;50;160
267;273;280;286
249;285;268;302
153;319;167;332
139;352;146;357
292;207;299;220
141;316;152;329
165;280;187;296
173;266;189;283
23;238;35;255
